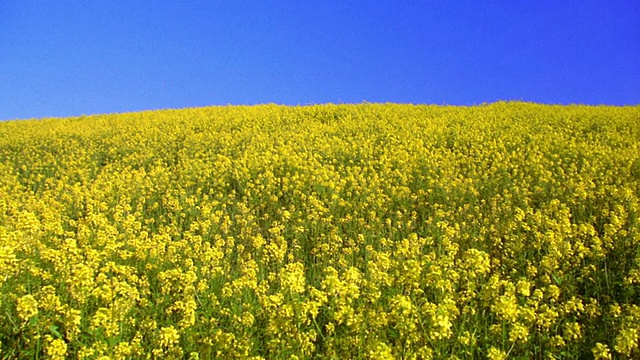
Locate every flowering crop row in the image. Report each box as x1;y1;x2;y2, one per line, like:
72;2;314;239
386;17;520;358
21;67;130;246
0;102;639;359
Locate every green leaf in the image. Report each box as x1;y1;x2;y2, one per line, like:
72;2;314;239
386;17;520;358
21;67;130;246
49;325;63;339
27;316;39;328
551;273;563;285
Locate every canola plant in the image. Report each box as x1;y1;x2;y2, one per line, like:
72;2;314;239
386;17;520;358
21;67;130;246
0;102;639;359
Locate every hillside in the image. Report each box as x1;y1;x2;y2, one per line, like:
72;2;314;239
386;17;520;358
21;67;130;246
1;103;639;359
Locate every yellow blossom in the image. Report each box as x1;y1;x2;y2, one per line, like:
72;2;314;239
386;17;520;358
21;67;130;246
44;336;67;360
16;294;38;321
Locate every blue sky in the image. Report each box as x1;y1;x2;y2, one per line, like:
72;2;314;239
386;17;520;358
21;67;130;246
1;1;638;120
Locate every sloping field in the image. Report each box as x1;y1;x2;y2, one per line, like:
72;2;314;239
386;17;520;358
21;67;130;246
0;102;639;359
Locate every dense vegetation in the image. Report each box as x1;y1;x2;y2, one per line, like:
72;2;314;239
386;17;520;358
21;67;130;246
0;103;639;359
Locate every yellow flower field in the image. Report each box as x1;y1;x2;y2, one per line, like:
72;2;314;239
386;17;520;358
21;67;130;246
0;102;639;359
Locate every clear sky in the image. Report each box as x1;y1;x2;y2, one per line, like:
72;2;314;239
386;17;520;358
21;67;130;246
1;1;638;120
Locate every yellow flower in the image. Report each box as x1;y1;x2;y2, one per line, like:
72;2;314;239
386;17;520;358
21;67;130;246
487;347;507;360
492;293;519;323
44;335;67;360
563;322;581;340
64;308;82;340
37;285;60;312
114;342;133;359
280;262;306;294
509;322;529;343
516;279;531;297
546;284;561;302
614;328;638;356
160;325;180;348
369;342;394;360
16;294;38;321
592;343;612;360
550;335;565;348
